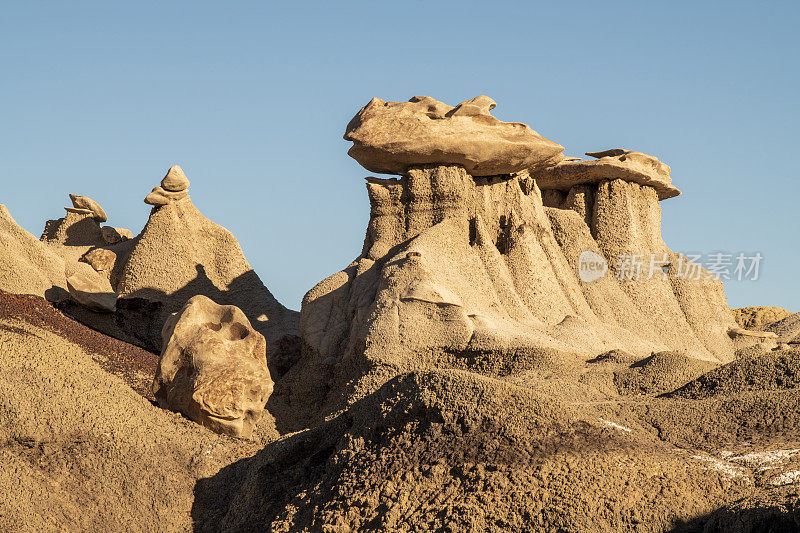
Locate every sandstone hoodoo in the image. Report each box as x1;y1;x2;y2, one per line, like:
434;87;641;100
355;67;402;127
145;164;191;206
345;95;565;176
153;295;274;438
3;97;799;531
281;96;738;428
112;165;299;354
41;194;107;248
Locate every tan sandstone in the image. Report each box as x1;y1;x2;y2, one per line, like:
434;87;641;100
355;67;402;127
531;149;680;201
145;186;189;206
153;295;274;438
69;193;108;222
66;264;117;312
161;164;190;192
82;248;117;272
344;95;564;176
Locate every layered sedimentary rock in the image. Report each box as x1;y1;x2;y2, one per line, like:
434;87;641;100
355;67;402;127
277;98;739;428
532;149;680;200
345;95;564;176
69;194;107;222
153;295;273;438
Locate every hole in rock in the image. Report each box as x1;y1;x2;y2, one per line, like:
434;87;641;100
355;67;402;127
468;218;477;247
495;215;512;255
227;322;249;340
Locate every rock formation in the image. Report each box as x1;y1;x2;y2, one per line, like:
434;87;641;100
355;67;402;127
345;95;564;176
69;193;107;222
277;96;739;428
41;206;105;248
108;165;299;357
153;295;273;438
531;148;680;200
4;98;800;531
82;247;117;272
144;165;191;206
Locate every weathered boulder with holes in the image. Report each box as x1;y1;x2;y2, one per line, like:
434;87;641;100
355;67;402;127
152;295;273;438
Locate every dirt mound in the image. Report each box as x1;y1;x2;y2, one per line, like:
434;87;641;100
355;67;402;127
732;307;794;330
0;291;276;532
613;351;719;396
199;370;749;532
702;489;800;533
763;313;800;344
0;204;68;300
668;348;800;400
0;290;157;397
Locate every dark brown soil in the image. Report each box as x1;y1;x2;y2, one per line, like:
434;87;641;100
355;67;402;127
0;289;158;399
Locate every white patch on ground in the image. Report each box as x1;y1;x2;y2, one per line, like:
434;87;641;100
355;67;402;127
728;449;800;467
691;454;748;480
769;470;800;486
599;418;632;433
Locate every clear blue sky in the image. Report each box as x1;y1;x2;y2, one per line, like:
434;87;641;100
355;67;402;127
1;1;797;311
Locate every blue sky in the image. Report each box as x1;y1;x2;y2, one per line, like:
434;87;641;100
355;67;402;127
1;1;797;311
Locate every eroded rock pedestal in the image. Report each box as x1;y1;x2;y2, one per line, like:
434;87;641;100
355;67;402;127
278;96;740;428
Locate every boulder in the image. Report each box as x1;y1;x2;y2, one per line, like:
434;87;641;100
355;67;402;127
161;165;190;192
152;295;273;438
344;95;564;176
100;226;133;244
69;194;108;222
82;248;117;272
531;149;680;201
66;266;117;312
